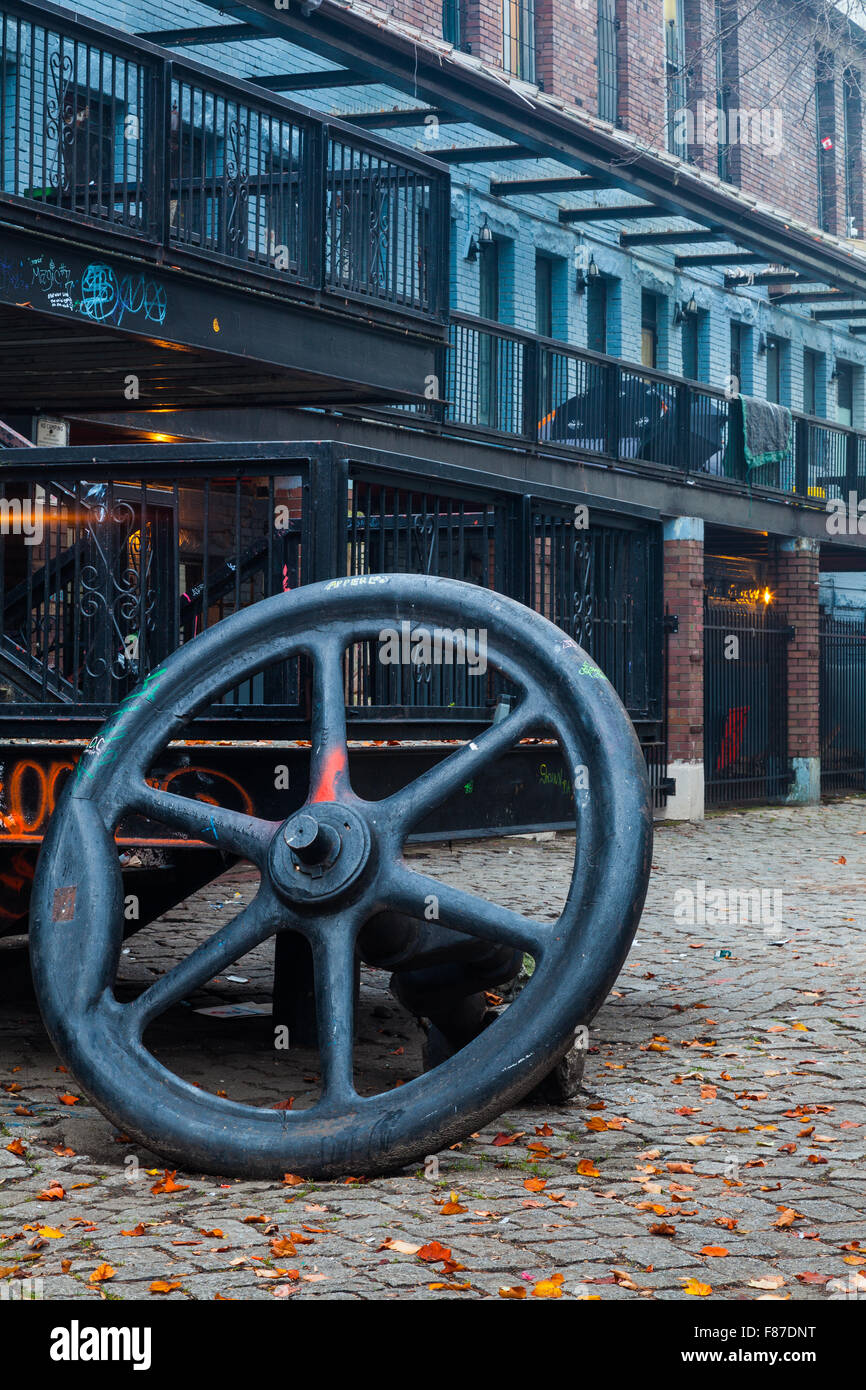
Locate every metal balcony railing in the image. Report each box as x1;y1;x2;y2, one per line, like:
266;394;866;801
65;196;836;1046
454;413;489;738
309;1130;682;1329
398;312;866;506
0;0;449;321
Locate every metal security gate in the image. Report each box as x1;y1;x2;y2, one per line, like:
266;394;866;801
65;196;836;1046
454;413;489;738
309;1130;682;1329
704;601;792;806
820;610;866;793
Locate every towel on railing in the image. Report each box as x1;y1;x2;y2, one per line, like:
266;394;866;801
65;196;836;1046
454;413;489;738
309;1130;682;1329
740;395;792;471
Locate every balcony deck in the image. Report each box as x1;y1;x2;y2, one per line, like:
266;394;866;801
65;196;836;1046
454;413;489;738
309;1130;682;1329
0;0;449;411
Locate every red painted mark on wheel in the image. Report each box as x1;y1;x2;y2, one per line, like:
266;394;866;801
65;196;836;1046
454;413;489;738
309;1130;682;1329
311;747;347;804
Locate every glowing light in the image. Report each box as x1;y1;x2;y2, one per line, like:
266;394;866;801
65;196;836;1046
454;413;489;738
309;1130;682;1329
762;588;773;605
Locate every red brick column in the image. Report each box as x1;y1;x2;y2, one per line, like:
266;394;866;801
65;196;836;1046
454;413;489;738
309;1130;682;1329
772;537;821;802
661;517;704;820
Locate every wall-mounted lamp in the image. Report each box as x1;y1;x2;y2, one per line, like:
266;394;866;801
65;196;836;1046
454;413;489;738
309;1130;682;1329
830;361;840;383
479;216;494;245
576;254;599;294
673;294;698;325
757;332;768;355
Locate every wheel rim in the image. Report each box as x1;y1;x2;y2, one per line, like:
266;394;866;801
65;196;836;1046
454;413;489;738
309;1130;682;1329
30;574;652;1178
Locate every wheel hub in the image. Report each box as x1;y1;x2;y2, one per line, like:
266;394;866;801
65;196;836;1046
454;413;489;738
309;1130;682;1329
269;803;371;905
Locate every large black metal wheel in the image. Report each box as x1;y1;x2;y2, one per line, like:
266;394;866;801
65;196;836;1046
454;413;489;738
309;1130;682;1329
30;575;652;1178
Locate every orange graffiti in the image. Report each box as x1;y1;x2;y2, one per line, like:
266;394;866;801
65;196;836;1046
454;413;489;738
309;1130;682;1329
0;759;75;836
0;757;255;841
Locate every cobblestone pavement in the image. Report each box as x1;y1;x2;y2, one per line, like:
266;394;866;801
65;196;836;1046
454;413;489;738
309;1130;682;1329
1;800;864;1302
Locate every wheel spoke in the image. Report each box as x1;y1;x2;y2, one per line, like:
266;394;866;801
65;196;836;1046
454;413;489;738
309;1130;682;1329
125;891;283;1034
128;782;277;865
387;863;547;955
382;695;544;835
308;633;350;804
309;922;358;1103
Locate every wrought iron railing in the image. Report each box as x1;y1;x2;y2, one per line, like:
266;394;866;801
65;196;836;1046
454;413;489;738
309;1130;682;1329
820;610;866;794
0;446;665;772
704;600;793;807
0;0;449;319
398;313;866;505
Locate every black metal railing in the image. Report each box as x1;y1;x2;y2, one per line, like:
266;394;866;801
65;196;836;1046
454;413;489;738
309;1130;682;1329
704;600;793;807
0;0;449;320
400;313;866;506
820;609;866;794
0;444;667;798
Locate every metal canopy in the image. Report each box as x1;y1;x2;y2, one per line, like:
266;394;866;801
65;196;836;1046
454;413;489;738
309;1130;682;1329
184;0;866;301
813;307;866;319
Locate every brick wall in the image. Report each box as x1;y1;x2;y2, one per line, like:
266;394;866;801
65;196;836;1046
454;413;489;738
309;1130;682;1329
663;533;704;767
771;540;821;761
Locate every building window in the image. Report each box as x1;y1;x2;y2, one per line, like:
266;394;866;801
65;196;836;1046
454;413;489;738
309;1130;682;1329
502;0;536;82
803;348;825;417
816;50;837;234
765;335;788;405
715;0;738;183
478;237;501;427
665;0;689;159
844;68;862;237
597;0;619;124
730;320;751;394
681;311;708;381
641;291;659;368
836;361;854;427
443;0;462;47
587;276;608;354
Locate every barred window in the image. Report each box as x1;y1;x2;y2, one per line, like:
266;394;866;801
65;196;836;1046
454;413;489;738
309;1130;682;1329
665;0;688;158
502;0;536;82
597;0;619;124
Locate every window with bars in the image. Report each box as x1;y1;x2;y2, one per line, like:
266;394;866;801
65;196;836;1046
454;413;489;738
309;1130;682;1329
665;0;689;159
597;0;619;124
844;68;862;237
443;0;462;48
715;0;738;183
816;50;837;233
502;0;536;82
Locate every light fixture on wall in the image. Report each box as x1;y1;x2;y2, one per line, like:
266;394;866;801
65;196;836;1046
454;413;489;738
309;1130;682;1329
576;253;599;294
479;216;494;245
830;360;840;383
757;332;768;355
673;294;698;325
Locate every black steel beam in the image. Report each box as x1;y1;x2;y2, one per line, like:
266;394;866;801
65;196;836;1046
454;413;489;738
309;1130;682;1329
255;70;381;90
559;204;659;223
620;228;725;247
188;0;866;301
769;289;846;304
433;144;535;163
676;252;774;268
813;307;866;319
138;24;262;45
0;226;441;411
342;108;452;128
490;175;606;195
725;272;817;288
